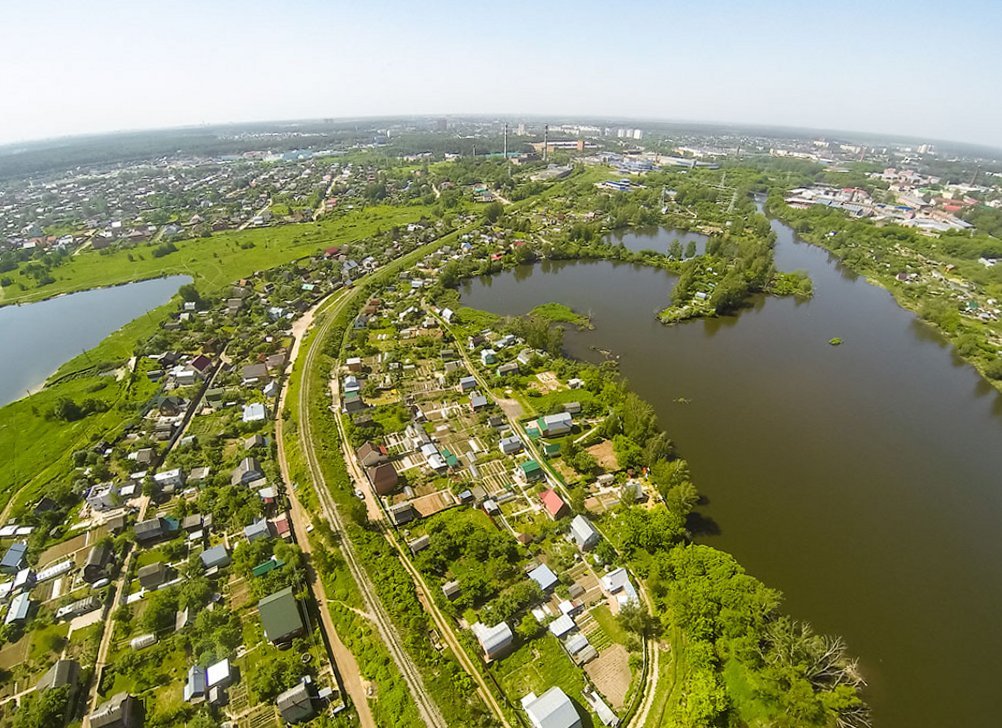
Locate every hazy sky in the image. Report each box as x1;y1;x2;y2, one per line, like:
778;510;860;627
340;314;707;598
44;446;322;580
2;0;1000;147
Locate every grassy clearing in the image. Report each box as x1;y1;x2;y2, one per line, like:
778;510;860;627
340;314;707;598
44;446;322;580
528;302;592;328
2;204;433;305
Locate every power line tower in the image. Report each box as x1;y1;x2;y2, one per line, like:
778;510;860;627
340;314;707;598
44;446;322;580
543;124;549;162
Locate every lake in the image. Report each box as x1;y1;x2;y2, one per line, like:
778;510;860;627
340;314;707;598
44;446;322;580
0;276;190;407
604;226;710;256
460;218;1002;727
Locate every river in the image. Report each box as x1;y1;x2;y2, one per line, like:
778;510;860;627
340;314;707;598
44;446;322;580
460;220;1002;727
0;276;190;407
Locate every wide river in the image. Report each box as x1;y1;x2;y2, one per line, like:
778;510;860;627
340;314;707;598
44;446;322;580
461;222;1002;727
0;276;190;407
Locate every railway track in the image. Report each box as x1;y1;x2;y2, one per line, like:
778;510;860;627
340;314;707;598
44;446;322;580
295;288;447;728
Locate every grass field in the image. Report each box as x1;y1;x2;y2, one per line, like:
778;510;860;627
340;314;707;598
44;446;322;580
0;203;433;305
492;633;595;728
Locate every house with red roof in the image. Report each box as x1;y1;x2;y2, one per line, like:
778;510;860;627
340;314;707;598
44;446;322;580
540;488;569;520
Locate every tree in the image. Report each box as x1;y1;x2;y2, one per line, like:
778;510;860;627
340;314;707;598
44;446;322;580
618;600;657;637
179;283;203;307
516;613;543;640
668;239;683;259
484;201;504;224
666;481;700;518
685;240;697;258
13;686;71;728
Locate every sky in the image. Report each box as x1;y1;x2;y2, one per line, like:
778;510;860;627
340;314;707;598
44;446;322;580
1;0;1000;148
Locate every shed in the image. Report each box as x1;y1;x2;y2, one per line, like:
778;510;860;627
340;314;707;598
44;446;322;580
548;613;575;638
277;681;316;723
183;666;207;702
442;580;461;600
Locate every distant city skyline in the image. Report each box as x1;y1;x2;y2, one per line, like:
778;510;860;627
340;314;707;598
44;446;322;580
2;0;1000;149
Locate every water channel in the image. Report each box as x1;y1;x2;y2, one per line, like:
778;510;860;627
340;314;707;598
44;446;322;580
0;276;190;407
460;221;1002;727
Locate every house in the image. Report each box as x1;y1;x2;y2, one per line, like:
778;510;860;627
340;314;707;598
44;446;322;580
242;363;270;385
83;543;113;583
183;666;207;702
345;356;363;372
442;579;461;600
540;489;568;519
200;545;231;570
36;659;80;692
548;613;575;638
12;567;34;593
157;395;185;416
521;687;582;728
133;448;155;466
356;442;388;468
342;391;365;413
470;393;490;411
388;502;418;526
89;692;144;728
519;460;545;483
498;361;520;376
134;518;167;544
459;375;477;392
499;436;523;455
153;468;184;490
206;658;234;689
408;535;430;555
367;463;399;496
517;349;536;367
244;519;271;542
242;402;267;423
137;562;169;590
56;596;100;620
181;514;204;533
538;412;573;437
600;567;639;607
277;681;316;724
528;563;558;592
569;515;600;551
0;544;26;576
441;307;455;323
564;633;597;665
232;457;264;486
205;388;225;407
472;621;514;660
405;423;431;449
563;401;582;415
5;592;31;625
190;355;213;378
480;349;497;366
86;482;122;512
258;587;305;644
